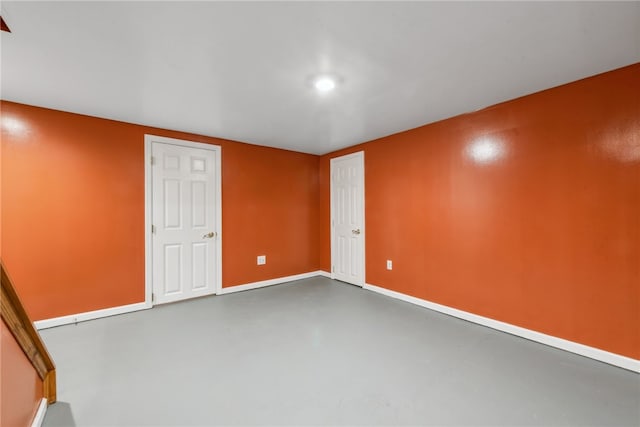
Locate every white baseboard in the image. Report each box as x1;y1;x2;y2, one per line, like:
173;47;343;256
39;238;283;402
34;271;330;329
30;398;48;427
218;271;325;295
35;301;150;330
317;270;332;278
363;283;640;373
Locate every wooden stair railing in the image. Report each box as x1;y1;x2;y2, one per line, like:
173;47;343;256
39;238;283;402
1;262;56;404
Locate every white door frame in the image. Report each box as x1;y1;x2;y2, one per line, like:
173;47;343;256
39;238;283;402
144;134;222;306
330;151;365;286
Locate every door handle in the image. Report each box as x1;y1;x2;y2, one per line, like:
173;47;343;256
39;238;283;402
203;232;216;239
352;229;361;235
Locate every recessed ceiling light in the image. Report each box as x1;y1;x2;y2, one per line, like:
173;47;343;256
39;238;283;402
314;76;336;92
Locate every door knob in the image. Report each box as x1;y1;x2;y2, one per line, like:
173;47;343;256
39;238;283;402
203;232;216;239
352;229;361;235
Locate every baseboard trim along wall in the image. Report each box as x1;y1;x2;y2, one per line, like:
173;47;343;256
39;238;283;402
30;398;48;427
34;302;151;330
35;271;327;328
33;272;637;373
218;271;325;295
363;283;640;373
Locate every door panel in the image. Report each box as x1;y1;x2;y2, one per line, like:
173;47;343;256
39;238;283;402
191;181;206;227
164;179;182;228
152;141;218;304
192;242;208;290
331;152;365;286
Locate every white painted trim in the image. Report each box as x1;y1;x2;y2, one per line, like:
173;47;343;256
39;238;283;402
144;136;153;307
218;271;324;295
363;283;640;373
144;134;223;302
34;302;149;330
30;398;48;427
317;270;332;278
330;151;366;287
34;272;329;328
145;134;222;151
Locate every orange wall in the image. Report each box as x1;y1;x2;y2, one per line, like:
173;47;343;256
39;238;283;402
1;101;319;320
320;64;640;359
1;319;43;427
2;64;638;360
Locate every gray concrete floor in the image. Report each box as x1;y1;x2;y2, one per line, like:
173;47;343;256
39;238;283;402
41;277;639;426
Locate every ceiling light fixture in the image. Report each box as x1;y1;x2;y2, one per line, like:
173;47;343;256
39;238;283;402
314;76;336;93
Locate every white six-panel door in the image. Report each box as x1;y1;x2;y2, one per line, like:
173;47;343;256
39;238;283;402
150;138;220;304
331;152;365;286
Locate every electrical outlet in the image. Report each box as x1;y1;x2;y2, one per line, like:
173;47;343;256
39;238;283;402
257;255;266;265
386;260;393;270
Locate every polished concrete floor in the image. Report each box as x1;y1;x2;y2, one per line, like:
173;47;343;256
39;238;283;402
41;277;639;426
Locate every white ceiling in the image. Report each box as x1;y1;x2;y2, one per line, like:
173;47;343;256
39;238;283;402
1;1;639;155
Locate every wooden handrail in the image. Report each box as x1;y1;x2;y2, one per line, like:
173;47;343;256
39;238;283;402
1;262;56;404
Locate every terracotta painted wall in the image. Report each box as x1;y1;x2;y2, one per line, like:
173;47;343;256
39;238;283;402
320;64;640;359
1;319;43;427
1;101;319;320
2;64;637;361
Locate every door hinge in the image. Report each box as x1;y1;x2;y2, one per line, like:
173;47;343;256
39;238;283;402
152;224;156;234
152;293;155;302
151;156;156;165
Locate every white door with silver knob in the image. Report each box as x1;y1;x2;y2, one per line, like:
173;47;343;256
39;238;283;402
331;151;365;286
150;137;221;304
